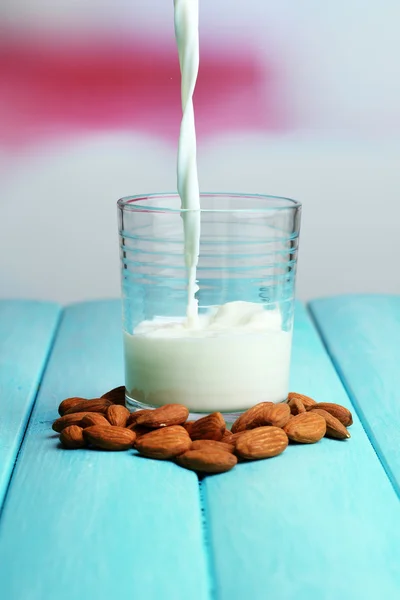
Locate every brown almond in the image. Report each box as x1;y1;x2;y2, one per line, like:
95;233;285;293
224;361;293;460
283;412;326;443
58;397;87;416
235;426;288;460
231;402;273;433
310;403;353;427
191;412;226;441
126;423;152;439
127;410;150;427
135;404;189;428
176;449;237;474
135;425;191;459
63;398;112;415
183;420;195;437
83;425;136;450
80;413;110;428
52;412;92;433
191;439;235;453
311;408;351;440
59;425;86;449
288;397;306;415
221;430;235;444
106;404;130;427
101;385;126;405
288;392;317;409
263;403;291;428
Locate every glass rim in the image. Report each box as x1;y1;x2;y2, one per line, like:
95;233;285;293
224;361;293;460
117;192;302;213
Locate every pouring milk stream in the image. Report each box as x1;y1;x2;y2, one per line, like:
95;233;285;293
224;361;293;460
174;0;201;327
123;0;292;412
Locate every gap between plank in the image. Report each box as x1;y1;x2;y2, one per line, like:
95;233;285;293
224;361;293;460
198;476;218;600
306;303;400;500
0;309;65;520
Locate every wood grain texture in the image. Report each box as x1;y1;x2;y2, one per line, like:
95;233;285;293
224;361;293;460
0;300;60;508
202;302;400;600
0;301;209;600
310;294;400;495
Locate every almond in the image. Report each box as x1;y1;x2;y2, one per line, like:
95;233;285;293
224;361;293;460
126;423;152;439
135;404;189;428
310;403;353;427
176;449;237;473
59;425;86;449
231;402;273;433
83;425;136;450
135;425;191;459
63;398;112;415
191;439;235;453
80;413;110;428
58;397;87;416
52;412;92;433
288;392;317;409
263;403;291;428
311;408;351;440
190;412;226;441
235;426;288;460
101;385;126;405
106;404;130;427
221;430;235;444
283;412;326;443
127;410;149;427
183;420;195;437
288;397;306;415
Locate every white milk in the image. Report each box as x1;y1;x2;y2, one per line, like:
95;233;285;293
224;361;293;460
124;3;293;413
124;302;292;412
174;0;201;326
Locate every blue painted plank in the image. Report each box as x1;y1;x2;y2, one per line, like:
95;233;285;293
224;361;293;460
0;301;209;600
0;300;60;508
309;294;400;496
202;302;400;600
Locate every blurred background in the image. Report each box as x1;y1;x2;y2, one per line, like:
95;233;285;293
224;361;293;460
1;0;399;304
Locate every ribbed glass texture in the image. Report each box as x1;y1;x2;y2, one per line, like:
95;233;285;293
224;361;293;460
118;193;301;416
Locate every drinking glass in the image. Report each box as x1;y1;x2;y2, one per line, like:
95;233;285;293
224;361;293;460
118;193;301;419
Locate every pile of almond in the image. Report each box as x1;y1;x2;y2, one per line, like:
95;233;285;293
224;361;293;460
52;387;352;474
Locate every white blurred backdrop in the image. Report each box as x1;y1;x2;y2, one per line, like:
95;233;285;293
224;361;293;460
1;1;399;303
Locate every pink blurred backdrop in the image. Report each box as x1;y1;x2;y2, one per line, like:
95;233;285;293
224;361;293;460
1;0;399;302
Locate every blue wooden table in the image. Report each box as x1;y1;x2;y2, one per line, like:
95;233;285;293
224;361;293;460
0;296;399;600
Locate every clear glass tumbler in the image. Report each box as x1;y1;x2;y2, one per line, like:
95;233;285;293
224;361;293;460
118;193;301;419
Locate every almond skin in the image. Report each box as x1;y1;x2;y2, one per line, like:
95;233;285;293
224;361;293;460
101;385;126;405
135;425;191;459
263;403;291;428
58;397;87;416
183;421;195;437
176;449;237;474
63;398;112;415
52;412;92;433
221;430;235;444
310;403;353;427
59;425;86;449
127;410;150;427
106;404;130;427
190;412;226;441
235;426;288;460
83;425;136;450
283;412;326;443
135;404;189;428
126;423;152;439
288;397;306;415
80;413;111;428
231;402;273;433
191;439;235;453
288;392;317;409
311;408;351;440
